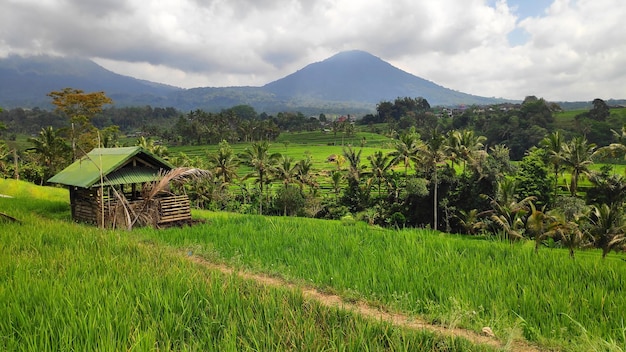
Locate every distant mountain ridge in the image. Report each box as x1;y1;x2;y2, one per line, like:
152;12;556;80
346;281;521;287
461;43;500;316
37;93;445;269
0;51;511;113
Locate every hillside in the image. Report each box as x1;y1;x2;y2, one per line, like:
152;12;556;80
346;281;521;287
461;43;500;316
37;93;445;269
0;55;179;108
0;52;510;113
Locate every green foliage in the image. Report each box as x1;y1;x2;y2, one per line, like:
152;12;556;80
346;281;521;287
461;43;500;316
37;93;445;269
514;148;553;206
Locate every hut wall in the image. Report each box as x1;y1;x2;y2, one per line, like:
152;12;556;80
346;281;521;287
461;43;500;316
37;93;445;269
69;187;191;228
70;187;100;225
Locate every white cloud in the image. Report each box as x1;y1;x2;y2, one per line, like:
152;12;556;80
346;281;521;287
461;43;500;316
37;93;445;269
1;0;624;100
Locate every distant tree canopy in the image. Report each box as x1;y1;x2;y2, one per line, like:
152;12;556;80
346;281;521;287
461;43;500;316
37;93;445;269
47;88;114;160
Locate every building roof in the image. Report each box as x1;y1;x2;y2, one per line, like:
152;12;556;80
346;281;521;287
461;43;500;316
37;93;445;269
47;146;173;188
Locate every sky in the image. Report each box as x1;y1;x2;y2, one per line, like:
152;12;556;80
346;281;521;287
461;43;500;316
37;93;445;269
1;0;624;102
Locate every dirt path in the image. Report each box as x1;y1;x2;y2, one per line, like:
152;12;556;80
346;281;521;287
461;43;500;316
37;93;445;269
186;254;545;352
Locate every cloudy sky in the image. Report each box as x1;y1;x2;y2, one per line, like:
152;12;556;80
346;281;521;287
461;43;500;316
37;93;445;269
1;0;624;101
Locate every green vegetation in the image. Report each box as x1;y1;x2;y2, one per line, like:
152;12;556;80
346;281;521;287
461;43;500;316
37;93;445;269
4;179;626;351
144;212;626;350
0;179;495;351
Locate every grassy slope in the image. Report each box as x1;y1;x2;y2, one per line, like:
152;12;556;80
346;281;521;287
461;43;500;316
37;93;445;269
0;179;495;352
143;212;626;351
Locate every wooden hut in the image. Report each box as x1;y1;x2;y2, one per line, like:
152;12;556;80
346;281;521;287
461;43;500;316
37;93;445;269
48;147;191;228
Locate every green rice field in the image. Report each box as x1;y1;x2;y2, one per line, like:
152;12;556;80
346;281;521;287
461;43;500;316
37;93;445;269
2;179;626;351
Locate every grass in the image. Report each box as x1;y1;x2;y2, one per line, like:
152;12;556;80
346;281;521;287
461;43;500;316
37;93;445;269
141;211;626;351
0;179;497;351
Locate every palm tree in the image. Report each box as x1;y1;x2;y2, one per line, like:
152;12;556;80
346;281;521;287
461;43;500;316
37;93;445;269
526;201;551;253
544;211;586;258
588;204;626;258
489;178;535;241
389;131;420;177
274;155;299;186
456;209;487;235
540;131;565;199
342;146;366;182
296;155;317;194
330;170;344;202
27;126;70;180
418;129;450;231
238;141;281;214
367;150;393;198
448;129;487;174
207;140;238;184
136;136;168;158
559;136;596;197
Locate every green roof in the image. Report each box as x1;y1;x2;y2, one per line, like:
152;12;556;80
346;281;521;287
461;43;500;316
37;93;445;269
48;147;173;188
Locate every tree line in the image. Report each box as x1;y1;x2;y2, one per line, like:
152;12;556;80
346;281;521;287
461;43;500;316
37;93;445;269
2;88;626;258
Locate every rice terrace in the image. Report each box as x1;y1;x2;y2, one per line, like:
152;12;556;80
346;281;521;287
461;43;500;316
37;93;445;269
3;57;626;350
3;96;626;351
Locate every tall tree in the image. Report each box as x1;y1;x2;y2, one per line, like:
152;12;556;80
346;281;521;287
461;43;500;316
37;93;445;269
448;129;486;174
47;88;113;160
27;127;71;181
367;150;393;198
540;131;565;199
389;130;420;177
238;141;281;214
559;136;596;197
418;128;449;231
207;140;238;184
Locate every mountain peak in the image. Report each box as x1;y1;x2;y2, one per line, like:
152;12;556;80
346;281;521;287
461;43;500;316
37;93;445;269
263;50;496;106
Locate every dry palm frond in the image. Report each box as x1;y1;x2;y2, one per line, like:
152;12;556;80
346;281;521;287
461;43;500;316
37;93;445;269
142;168;212;201
130;167;211;228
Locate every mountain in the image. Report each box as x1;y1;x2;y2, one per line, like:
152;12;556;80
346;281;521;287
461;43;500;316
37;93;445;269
0;51;509;113
264;50;502;106
0;55;180;108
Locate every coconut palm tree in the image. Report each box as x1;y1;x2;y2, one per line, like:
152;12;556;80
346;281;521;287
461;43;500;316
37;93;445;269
238;141;281;214
207;140;238;184
367;150;393;198
540;131;565;199
27;126;70;180
448;129;487;174
488;178;535;241
342;146;366;182
588;204;626;258
418;128;450;231
559;136;596;197
296;155;318;194
389;131;420;177
526;201;551;252
274;155;299;186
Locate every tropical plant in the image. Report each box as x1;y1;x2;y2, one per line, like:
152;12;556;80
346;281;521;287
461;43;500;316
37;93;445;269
389;130;420;177
207;140;238;184
488;179;535;241
588;204;626;258
544;210;587;258
274;155;299;187
27;126;71;181
136;136;168;158
296;155;318;194
540;131;565;199
238;141;281;214
447;129;486;174
367;150;393;198
559;136;596;197
418;128;450;231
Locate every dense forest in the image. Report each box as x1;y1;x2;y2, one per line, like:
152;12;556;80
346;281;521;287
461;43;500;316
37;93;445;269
2;90;626;258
